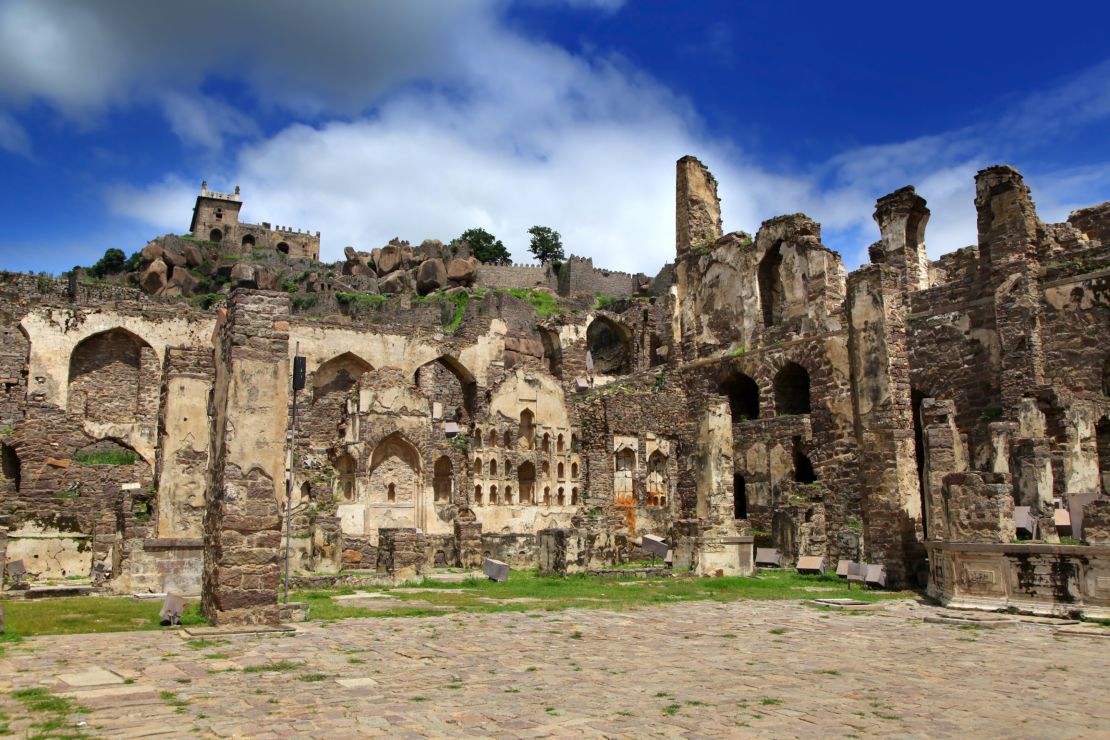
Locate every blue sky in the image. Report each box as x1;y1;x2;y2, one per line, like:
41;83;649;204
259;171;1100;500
1;0;1108;276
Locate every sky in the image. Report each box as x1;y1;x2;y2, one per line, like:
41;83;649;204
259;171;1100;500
0;0;1108;276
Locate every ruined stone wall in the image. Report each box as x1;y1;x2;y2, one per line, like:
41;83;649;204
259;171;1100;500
558;256;640;299
475;264;551;291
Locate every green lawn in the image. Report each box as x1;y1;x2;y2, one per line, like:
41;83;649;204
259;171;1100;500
294;569;912;621
0;570;914;639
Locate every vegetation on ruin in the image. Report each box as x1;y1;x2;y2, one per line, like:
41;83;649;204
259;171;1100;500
594;293;616;310
527;225;565;266
504;287;560;316
457;227;512;265
73;448;139;466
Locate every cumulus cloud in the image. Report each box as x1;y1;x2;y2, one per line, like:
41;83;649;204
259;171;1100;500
0;0;489;115
12;0;1101;272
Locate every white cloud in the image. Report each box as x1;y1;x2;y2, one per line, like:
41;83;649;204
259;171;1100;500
160;92;259;151
43;0;1105;273
0;111;30;156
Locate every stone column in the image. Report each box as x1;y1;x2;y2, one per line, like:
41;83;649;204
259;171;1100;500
202;290;290;626
376;528;426;581
675;155;722;258
975;166;1045;414
847;264;922;587
920;398;965;541
454;518;483;569
873;186;930;292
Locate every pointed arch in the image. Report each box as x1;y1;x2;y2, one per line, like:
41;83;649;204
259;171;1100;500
414;355;477;419
517;409;535;450
313;352;373;395
647;450;668;507
368;432;422;506
68;328;155;424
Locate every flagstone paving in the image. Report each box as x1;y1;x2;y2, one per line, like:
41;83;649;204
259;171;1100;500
1;598;1107;737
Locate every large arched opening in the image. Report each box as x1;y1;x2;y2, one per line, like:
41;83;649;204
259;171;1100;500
68;328;155;425
586;317;632;375
719;371;760;422
414;355;477;420
369;433;423;527
518;461;536;504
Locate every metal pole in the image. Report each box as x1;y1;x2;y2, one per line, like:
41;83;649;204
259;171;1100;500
283;342;300;604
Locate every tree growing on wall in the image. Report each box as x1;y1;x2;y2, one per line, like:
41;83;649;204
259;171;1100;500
458;227;512;265
527;225;564;266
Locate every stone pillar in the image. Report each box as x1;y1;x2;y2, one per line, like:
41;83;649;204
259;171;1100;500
376;528;426;581
454;519;483;569
675;155;722;258
941;472;1015;543
975;166;1045;414
537;528;575;576
847;264;922;587
920;399;965;541
873;186;930;292
202;290;290;626
156;347;214;539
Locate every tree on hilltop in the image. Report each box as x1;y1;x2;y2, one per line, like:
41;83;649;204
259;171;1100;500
458;227;511;265
89;248;127;278
527;225;564;266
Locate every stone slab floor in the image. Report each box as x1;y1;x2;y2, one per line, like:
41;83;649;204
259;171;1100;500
2;598;1108;738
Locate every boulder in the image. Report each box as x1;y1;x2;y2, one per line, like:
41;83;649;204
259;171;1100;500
140;258;168;294
401;244;420;269
255;266;280;291
181;243;205;268
419;239;445;261
342;246;375;277
379;270;414;294
140;241;164;264
377;245;402;275
166;269;199;297
416;258;448;295
447;257;478;286
230;262;257;288
161;244;188;268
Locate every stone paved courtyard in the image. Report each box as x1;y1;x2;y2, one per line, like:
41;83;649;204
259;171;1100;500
2;598;1108;738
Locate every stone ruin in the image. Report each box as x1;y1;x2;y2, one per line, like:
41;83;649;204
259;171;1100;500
1;156;1109;623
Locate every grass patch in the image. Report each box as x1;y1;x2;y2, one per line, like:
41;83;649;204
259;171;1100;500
73;448;139;466
243;661;302;673
159;690;190;712
761;698;783;706
662;703;681;716
298;673;329;682
1;596;170;636
11;687;90;737
183;638;228;650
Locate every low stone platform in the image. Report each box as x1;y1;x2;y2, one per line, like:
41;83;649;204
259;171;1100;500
1;598;1107;736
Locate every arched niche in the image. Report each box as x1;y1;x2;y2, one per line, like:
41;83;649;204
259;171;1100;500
733;473;747;519
647;450;668;507
614;447;635;501
586;317;632;375
774;361;811;415
68;328;155;425
335;453;356;501
517;409;535;450
368;433;422;509
242;234;256;248
414;355;477;420
433;456;453;502
759;242;784;327
308;352;373;446
518;461;536;504
210;228;223;243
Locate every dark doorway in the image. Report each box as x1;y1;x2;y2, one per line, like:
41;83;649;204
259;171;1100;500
733;473;747;519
